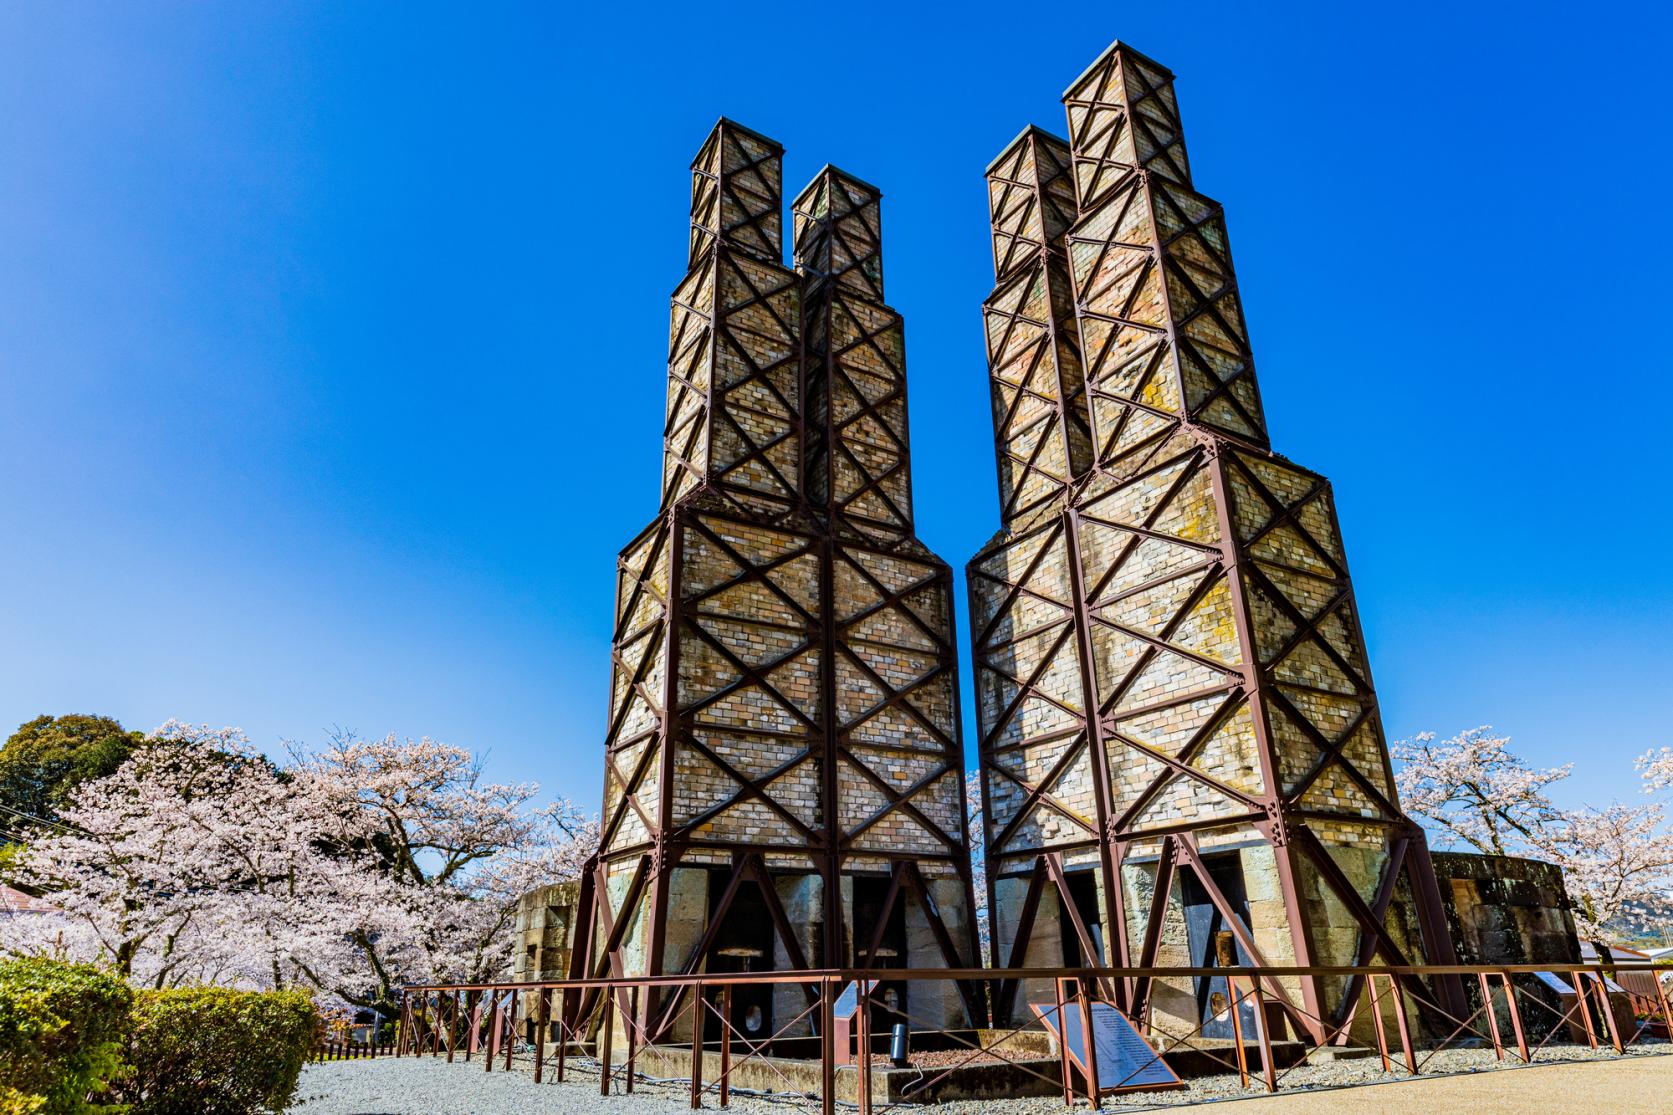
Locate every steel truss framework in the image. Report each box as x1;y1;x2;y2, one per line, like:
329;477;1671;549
970;42;1463;1038
579;121;980;1032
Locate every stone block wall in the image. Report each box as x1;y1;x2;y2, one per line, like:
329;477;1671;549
1432;851;1582;1041
1433;852;1580;967
512;881;583;983
512;881;581;1043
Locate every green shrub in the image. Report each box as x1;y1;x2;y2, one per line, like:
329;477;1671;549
116;988;318;1115
0;956;133;1115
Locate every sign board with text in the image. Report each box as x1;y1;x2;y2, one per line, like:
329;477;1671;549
1031;1000;1183;1095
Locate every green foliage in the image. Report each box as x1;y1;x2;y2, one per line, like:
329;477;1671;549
0;717;141;830
116;988;318;1115
0;957;134;1115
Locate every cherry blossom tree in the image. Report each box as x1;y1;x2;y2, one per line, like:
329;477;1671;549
1536;803;1673;939
1392;726;1571;855
1636;747;1673;794
285;730;597;1014
965;770;990;963
1396;725;1673;943
0;887;98;962
5;722;283;986
0;721;597;1014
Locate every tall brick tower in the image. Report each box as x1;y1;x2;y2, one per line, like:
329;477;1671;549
581;120;979;1038
970;43;1460;1039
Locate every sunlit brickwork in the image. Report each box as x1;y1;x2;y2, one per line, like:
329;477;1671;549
971;43;1460;1040
588;121;978;1036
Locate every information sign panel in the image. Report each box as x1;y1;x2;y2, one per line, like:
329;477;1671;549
1031;1000;1183;1094
833;979;880;1019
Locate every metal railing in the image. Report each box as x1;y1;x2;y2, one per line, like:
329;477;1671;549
396;961;1673;1112
314;1035;398;1061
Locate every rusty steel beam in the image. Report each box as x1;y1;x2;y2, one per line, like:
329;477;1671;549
582;122;977;1029
971;41;1461;1040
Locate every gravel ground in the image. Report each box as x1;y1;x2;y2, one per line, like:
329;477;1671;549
294;1042;1671;1114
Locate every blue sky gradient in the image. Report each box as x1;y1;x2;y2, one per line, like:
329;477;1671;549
3;2;1668;813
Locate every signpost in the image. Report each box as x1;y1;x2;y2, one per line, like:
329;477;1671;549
1031;997;1183;1097
832;980;880;1066
1535;971;1625;995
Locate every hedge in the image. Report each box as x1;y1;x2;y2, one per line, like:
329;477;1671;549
0;956;133;1115
115;987;318;1115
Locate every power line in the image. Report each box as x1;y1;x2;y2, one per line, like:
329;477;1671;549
0;803;89;838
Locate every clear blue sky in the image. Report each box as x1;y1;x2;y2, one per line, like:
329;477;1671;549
3;2;1668;815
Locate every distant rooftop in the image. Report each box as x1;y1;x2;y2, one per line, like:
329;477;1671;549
0;885;59;915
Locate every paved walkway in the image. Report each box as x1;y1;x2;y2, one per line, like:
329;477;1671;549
1197;1053;1672;1113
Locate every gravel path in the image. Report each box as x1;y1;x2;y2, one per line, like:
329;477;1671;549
293;1057;706;1115
293;1043;1672;1114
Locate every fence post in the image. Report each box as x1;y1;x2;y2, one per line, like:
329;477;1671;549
506;988;519;1070
1575;974;1598;1049
856;980;872;1115
719;985;732;1108
1052;978;1072;1107
689;980;704;1110
820;978;835;1115
556;989;568;1083
1250;972;1276;1093
1228;974;1249;1089
1591;972;1623;1053
1499;972;1530;1062
484;989;497;1073
396;991;406;1056
1478;973;1503;1061
1367;974;1392;1073
1076;977;1099;1102
1389;974;1417;1074
626;984;639;1095
599;989;614;1096
533;986;548;1084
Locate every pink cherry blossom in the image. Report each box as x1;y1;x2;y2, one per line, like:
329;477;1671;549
1;722;597;1014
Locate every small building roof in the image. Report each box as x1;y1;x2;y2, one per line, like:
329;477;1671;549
0;885;59;915
1580;940;1651;961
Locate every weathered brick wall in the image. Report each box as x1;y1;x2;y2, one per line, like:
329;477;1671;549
662;125;797;513
983;129;1092;522
594;125;975;1029
973;516;1102;865
974;43;1440;1039
669;511;823;861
